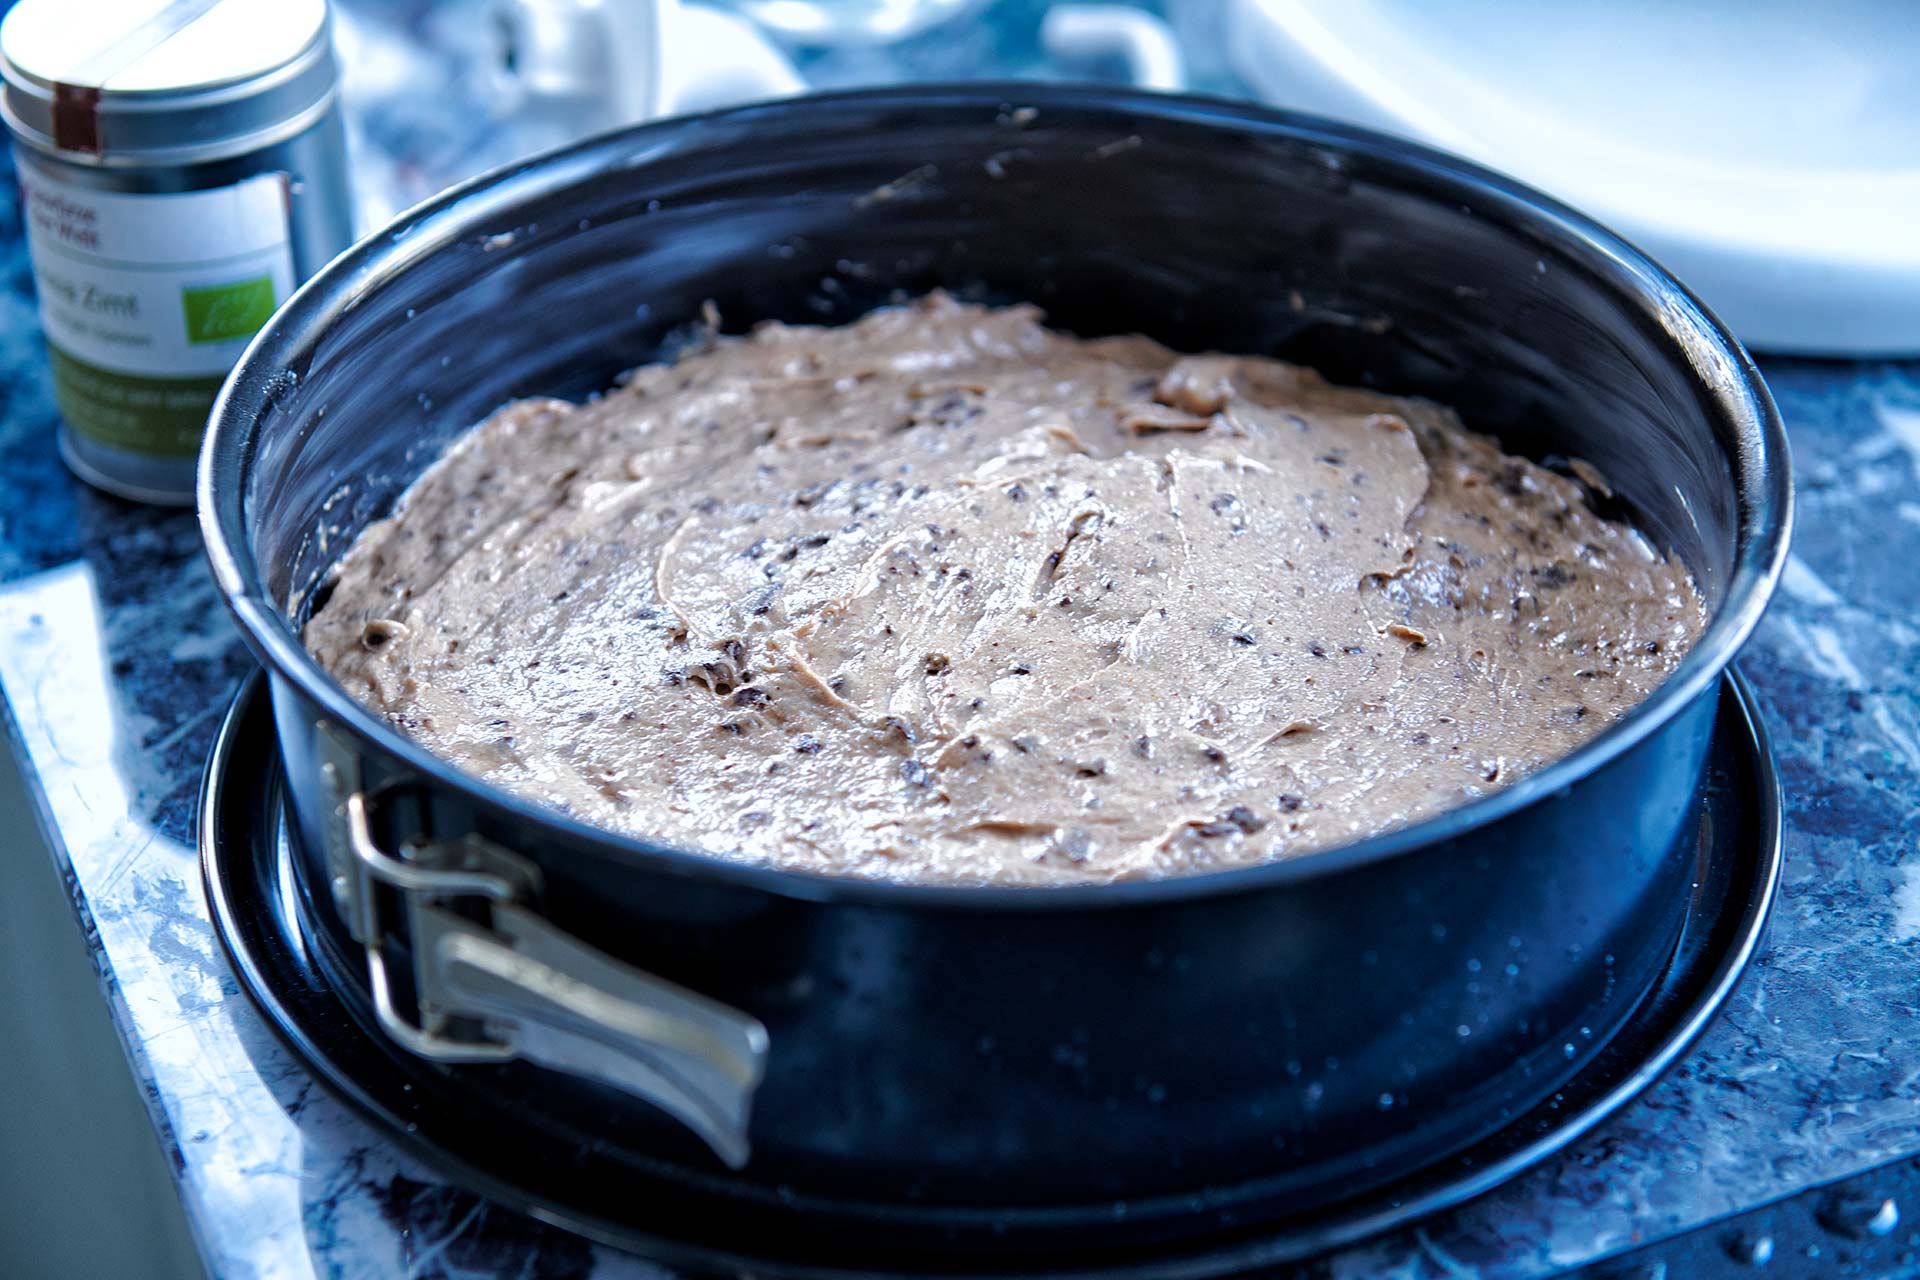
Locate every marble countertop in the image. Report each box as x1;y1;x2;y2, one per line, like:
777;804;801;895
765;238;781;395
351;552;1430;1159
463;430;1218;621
3;30;1919;1280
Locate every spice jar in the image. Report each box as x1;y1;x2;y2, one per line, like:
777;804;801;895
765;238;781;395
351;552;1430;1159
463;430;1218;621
0;0;353;504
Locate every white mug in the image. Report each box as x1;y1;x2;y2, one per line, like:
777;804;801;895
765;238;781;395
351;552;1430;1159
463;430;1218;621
492;0;804;136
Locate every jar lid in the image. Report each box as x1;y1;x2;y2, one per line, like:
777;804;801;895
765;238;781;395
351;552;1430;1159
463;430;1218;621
0;0;335;166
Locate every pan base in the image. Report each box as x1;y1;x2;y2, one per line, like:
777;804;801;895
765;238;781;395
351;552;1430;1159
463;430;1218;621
199;670;1780;1278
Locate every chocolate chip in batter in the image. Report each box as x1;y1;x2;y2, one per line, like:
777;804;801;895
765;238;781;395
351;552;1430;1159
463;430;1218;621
359;619;409;651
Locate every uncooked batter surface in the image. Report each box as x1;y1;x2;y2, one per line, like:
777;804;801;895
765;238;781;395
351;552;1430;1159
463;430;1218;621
306;296;1705;885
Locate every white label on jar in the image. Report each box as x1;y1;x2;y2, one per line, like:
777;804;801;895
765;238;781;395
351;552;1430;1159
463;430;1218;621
16;153;296;456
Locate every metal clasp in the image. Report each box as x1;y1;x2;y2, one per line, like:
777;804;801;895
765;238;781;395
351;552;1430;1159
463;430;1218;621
316;724;768;1168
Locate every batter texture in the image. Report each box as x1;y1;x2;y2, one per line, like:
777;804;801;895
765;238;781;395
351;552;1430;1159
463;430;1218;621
306;296;1706;885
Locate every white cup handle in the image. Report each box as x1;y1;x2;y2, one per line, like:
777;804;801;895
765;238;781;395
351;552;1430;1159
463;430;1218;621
1041;4;1187;92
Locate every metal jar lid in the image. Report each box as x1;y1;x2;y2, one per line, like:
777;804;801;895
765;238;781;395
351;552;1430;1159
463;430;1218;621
0;0;336;167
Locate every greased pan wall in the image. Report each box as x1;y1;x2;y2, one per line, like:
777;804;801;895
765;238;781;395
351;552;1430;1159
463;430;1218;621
199;87;1789;1250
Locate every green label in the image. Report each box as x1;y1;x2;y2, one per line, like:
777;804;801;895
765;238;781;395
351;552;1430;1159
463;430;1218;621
46;342;226;457
181;275;277;345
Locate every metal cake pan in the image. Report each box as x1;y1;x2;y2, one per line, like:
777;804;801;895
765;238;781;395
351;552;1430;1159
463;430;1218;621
197;85;1791;1252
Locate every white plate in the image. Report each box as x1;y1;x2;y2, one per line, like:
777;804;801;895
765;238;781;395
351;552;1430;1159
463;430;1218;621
1225;0;1920;355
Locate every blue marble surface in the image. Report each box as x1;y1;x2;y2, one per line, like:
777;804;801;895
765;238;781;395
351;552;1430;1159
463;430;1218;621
3;23;1920;1280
